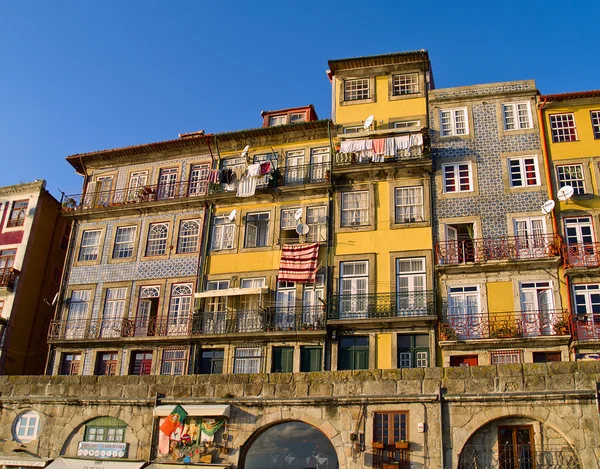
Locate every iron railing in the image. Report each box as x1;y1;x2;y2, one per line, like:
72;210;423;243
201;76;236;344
283;162;330;185
563;242;600;268
0;268;17;290
440;309;571;341
208;172;277;194
62;180;208;212
572;317;600;340
48;307;326;341
458;444;580;469
6;218;25;228
334;144;424;166
435;235;560;265
373;445;410;469
329;291;434;320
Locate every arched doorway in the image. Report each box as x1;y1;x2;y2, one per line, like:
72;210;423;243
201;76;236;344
241;421;339;469
458;416;581;469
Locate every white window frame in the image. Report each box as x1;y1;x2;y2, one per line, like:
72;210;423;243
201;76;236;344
442;163;473;193
508;156;540;188
177;219;200;253
269;115;287;126
306;206;327;242
145;222;169;256
440;108;469;136
100;287;127;338
344;78;370;101
448;286;480;318
394;120;421;130
113;226;136;259
490;350;522;365
392;73;419;96
591;111;600;140
395;186;424;223
211;216;235;251
245;212;270;248
13;411;40;443
233;346;262;374
168;284;193;335
280;209;298;230
550;113;577;142
341;191;369;227
188;164;210;196
79;230;101;262
160;348;188;375
556;164;585;195
502;102;533;130
290;112;306;123
343;126;363;134
573;284;600;321
339;260;369;318
126;171;148;200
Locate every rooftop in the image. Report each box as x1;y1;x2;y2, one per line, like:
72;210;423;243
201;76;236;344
327;50;430;74
541;90;600;101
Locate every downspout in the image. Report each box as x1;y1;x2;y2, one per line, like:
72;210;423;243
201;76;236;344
439;386;445;469
326;120;335;371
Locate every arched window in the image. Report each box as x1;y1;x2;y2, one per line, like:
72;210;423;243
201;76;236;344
177;220;200;253
13;410;41;443
242;421;338;469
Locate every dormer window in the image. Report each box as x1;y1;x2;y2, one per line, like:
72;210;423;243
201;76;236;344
290;112;306;123
269;115;287;126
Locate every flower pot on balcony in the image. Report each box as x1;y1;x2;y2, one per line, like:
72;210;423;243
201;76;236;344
395;441;409;450
372;442;385;450
383;463;399;469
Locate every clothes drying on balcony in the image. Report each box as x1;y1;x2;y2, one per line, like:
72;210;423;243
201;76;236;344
236;173;258;197
278;242;320;283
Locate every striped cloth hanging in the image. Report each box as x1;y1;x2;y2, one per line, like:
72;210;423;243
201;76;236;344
278;243;320;283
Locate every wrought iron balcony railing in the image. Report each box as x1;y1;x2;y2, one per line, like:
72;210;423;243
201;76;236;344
563;242;600;268
62;180;208;212
329;291;434;320
48;307;326;341
334;144;424;166
435;235;560;265
0;268;17;290
283;162;330;185
373;444;410;469
208;172;277;194
440;309;571;341
458;444;580;469
6;218;25;228
572;316;600;341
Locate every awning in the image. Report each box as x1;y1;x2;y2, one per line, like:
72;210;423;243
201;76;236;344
44;458;144;469
153;404;230;418
146;464;230;469
194;287;268;298
0;455;49;467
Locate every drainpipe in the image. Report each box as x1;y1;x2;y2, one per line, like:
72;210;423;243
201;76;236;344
439;386;445;469
326;121;336;371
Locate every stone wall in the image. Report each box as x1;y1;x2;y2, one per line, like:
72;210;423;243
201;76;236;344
0;362;599;468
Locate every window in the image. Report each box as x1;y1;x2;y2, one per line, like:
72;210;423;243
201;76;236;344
85;418;126;442
338;336;369;370
396;258;426;313
113;226;136;259
135;286;160;336
440;108;468;136
199;349;224;374
100;288;126;338
550;113;577;142
0;249;15;270
300;346;322;372
442;163;473;193
157;168;179;199
290;112;306;123
449;355;478;367
502;102;532;130
343;126;363;134
65;290;91;339
78;230;101;261
130;351;152;375
13;411;40;443
188;164;209;196
160;348;187;375
234;346;262;374
59;353;81;375
211;216;235;250
126;171;148;200
49;268;61;298
395;187;424;223
146;223;169;256
573;284;600;324
392;73;419;95
245;212;270;248
591;111;600;139
285;150;306;184
167;284;193;335
7;200;28;227
397;334;429;368
272;347;294;373
306;206;327;242
269;115;286;126
310;147;330;182
60;223;71;250
344;78;370;101
532;351;561;363
95;352;118;376
373;412;407;445
341;191;369;227
177;220;200;253
556;164;585;195
281;209;298;230
394;120;421;130
447;286;480;339
490;350;522;365
340;261;369;318
508;156;539;187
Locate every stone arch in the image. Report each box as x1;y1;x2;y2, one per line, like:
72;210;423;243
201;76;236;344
454;412;582;469
238;419;341;469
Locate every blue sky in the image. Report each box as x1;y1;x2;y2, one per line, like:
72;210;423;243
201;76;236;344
0;0;597;198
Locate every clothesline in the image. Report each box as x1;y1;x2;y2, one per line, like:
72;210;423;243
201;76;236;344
208;160;272;197
339;134;423;162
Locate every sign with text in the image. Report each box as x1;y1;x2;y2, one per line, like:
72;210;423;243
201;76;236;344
77;442;128;459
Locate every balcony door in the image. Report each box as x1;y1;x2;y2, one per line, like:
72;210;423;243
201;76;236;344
285;150;305;184
127;171;148;201
157;168;178;199
396;258;426;316
310;147;330;182
498;426;534;469
168;284;192;335
564;217;596;266
514;217;546;258
135;286;160;336
203;281;229;334
340;261;369;319
238;278;265;332
520;281;555;336
276;282;296;329
447;286;481;339
188;164;209;196
444;223;475;264
303;276;324;325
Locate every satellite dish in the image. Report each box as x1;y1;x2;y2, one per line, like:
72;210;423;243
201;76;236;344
228;209;237;221
363;115;374;130
241;144;250;158
295;223;310;235
557;185;574;201
541;200;555;215
293;208;303;220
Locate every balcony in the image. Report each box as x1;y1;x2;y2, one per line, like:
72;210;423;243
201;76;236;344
334;144;424;166
572;316;600;341
283;162;330;185
440;309;571;341
62;180;207;213
563;242;600;269
435;235;560;266
373;444;410;469
329;291;434;320
0;268;17;292
458;445;579;469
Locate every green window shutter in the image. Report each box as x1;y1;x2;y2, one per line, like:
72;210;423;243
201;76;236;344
301;346;322;372
272;347;293;373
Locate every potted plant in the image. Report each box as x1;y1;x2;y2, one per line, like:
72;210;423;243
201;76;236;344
62;197;77;210
439;322;457;341
553;318;570;335
372;441;385;450
490;323;520;339
383;463;400;469
395;440;409;450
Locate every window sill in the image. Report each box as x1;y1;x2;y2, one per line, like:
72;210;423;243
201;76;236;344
107;256;137;265
389;91;424;101
438;134;472;141
390;220;430;230
551;139;580;144
239;245;274;253
337;224;374;233
339;97;376;106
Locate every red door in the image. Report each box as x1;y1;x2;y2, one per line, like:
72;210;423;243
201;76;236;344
450;355;478;367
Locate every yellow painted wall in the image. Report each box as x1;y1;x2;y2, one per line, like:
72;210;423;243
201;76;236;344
486;282;514;313
376;333;392;369
335;75;427;126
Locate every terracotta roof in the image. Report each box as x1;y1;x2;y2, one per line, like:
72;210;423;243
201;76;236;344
328;50;429;74
260;104;315;116
541;90;600;101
